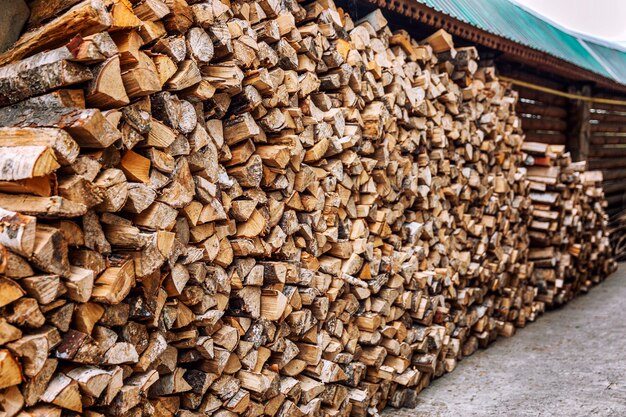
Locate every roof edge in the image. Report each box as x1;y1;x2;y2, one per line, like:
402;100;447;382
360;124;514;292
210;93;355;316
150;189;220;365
509;0;626;54
366;0;626;93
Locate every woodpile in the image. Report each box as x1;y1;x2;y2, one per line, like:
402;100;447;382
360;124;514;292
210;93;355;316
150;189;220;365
524;142;615;306
0;1;615;416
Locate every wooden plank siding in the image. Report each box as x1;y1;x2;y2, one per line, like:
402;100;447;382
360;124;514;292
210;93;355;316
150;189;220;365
503;68;626;215
514;84;569;147
587;94;626;215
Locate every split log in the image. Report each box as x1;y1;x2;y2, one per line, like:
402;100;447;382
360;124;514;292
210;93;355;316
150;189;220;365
0;0;113;65
0;128;79;166
0;50;93;106
0;208;37;256
0;147;59;181
0;107;121;149
0;350;22;389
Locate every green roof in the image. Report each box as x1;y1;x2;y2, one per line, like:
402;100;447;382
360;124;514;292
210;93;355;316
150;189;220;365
581;39;626;85
415;0;626;86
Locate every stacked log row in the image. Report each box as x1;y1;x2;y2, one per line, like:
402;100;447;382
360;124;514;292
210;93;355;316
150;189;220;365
0;1;614;416
524;142;615;306
577;170;615;285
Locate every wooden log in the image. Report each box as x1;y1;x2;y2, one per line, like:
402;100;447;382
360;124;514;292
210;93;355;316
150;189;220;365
0;349;22;389
0;147;59;181
589;158;626;170
120;52;162;98
0;107;121;149
589;146;626;158
0;0;113;65
517;102;567;119
40;373;82;412
590;134;626;145
0;128;79;166
31;225;70;277
0;175;57;197
591;122;626;133
0;50;93;106
523;131;567;145
520;116;567;132
0;194;87;218
602;168;626;181
27;0;83;28
85;55;130;108
603;180;626;195
91;258;135;304
515;85;568;106
0;208;37;256
421;29;453;53
0;277;25;308
589;111;626;124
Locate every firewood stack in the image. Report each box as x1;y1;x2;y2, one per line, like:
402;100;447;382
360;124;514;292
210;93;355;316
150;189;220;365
577;170;615;286
0;0;615;416
524;142;615;306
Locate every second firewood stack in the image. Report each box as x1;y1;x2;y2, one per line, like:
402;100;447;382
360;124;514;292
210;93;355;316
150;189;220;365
524;142;615;306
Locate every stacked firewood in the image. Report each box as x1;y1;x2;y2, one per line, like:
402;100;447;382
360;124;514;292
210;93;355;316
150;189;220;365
524;142;615;306
0;1;615;416
576;169;615;289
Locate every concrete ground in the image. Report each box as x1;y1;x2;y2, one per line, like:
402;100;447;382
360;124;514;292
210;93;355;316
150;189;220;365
391;264;626;417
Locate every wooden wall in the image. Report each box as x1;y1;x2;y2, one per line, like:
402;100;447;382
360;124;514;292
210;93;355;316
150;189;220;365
501;67;626;217
516;86;568;145
588;99;626;215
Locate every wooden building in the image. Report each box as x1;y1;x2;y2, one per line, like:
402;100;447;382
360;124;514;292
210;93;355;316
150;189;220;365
340;0;626;217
